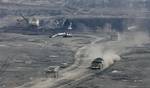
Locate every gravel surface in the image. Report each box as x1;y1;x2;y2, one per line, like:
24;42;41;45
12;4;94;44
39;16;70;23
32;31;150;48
73;46;150;88
0;33;93;88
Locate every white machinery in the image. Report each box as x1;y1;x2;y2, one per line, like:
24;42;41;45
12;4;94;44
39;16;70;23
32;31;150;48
50;32;72;38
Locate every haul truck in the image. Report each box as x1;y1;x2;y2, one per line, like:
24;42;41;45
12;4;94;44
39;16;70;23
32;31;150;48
90;57;104;70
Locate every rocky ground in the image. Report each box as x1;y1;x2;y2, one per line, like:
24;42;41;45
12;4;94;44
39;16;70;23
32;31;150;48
73;46;150;88
0;33;94;88
0;32;149;88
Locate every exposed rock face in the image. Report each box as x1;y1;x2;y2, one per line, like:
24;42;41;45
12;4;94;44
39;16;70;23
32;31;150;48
0;0;148;9
0;0;66;6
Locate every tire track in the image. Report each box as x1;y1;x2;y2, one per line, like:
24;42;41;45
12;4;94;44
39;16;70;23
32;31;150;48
50;36;110;88
15;35;107;88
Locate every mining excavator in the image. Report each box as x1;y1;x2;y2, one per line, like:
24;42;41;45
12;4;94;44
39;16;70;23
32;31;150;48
17;14;40;28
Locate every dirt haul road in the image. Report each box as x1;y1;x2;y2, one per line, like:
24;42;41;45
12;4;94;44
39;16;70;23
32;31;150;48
15;31;150;88
14;34;109;88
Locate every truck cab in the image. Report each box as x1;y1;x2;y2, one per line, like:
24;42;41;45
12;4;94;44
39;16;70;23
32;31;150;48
90;57;104;70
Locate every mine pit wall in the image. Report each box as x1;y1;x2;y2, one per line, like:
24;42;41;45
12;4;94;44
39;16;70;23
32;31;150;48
64;17;150;33
2;16;150;35
65;17;128;32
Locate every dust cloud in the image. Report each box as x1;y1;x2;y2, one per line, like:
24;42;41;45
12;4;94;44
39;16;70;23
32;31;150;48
86;31;150;69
